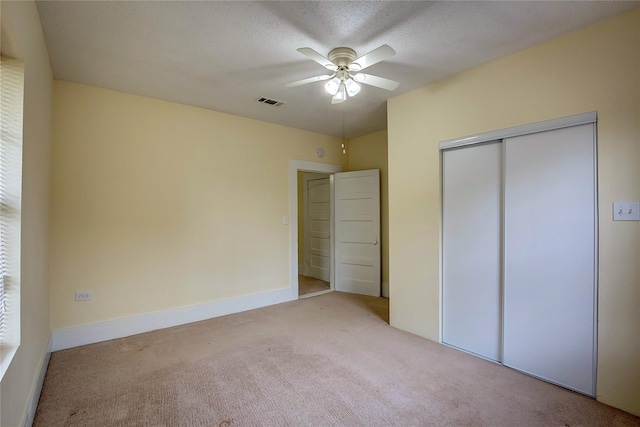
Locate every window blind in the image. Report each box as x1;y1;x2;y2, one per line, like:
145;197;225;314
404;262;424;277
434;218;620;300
0;56;24;378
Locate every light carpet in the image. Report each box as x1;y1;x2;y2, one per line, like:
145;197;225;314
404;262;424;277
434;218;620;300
34;292;639;426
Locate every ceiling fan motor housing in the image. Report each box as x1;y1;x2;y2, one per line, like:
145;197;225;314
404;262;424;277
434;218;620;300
327;47;359;69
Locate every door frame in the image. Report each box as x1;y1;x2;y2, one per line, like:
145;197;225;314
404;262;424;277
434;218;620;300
438;111;599;396
289;160;342;299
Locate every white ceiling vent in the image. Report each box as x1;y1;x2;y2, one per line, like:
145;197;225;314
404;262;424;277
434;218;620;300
256;97;285;107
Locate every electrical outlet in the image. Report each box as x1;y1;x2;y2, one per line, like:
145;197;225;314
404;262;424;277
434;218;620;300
75;291;92;302
613;202;640;221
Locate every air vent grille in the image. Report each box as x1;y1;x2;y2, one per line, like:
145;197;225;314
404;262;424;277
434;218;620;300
256;97;285;107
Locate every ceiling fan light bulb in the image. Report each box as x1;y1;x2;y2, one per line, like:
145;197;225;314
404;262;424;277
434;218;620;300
332;83;347;103
345;79;361;97
325;77;340;95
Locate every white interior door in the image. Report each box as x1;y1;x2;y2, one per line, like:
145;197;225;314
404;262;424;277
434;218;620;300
442;142;502;362
334;170;381;296
307;177;330;282
502;123;596;396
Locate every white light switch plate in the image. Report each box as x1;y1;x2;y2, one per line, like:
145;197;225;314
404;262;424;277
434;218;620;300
75;291;92;301
613;202;640;221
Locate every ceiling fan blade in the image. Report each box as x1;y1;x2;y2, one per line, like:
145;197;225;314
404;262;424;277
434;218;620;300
351;45;396;71
353;73;400;91
297;48;338;71
284;74;334;88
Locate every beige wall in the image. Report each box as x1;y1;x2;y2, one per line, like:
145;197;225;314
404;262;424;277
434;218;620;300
0;1;53;426
347;130;389;290
50;81;345;330
388;8;640;415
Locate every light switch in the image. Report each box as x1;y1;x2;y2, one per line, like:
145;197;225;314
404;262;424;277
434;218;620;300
613;202;640;221
282;215;289;225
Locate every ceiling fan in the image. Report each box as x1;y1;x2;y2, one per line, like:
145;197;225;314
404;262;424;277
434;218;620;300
284;45;400;104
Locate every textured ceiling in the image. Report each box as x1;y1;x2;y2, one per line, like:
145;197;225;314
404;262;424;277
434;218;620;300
36;1;639;138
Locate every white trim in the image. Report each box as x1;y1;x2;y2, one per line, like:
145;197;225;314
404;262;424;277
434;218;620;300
591;123;599;397
382;282;389;298
299;289;334;299
439;111;597;150
0;58;25;383
289;160;342;300
329;173;336;291
52;288;292;351
22;335;51;427
438;146;445;343
1;345;18;381
499;141;506;364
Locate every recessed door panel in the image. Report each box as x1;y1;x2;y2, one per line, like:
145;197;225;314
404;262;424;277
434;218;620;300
442;142;502;362
503;124;596;396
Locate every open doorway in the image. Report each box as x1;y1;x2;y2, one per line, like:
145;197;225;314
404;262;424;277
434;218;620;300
288;160;381;300
288;160;342;300
298;172;331;297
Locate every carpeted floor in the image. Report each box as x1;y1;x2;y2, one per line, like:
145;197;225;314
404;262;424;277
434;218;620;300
34;292;639;426
298;274;330;296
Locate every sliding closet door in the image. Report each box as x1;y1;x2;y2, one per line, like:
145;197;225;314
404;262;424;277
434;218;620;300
442;142;502;361
503;124;596;396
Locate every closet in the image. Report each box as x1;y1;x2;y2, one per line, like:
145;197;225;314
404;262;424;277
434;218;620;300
441;113;597;396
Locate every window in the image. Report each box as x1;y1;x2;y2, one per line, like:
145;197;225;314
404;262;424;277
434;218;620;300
0;56;24;379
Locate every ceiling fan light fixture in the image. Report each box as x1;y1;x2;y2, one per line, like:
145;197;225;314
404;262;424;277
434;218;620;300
345;78;361;97
325;77;341;95
286;44;399;103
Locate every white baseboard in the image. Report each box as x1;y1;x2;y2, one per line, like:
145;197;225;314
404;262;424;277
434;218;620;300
22;335;51;427
52;288;293;351
382;282;389;298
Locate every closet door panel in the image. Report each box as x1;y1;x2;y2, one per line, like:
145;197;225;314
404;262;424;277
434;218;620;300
442;142;502;361
503;124;596;396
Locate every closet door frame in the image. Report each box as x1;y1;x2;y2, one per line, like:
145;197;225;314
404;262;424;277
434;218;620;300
439;111;598;396
439;112;597;151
